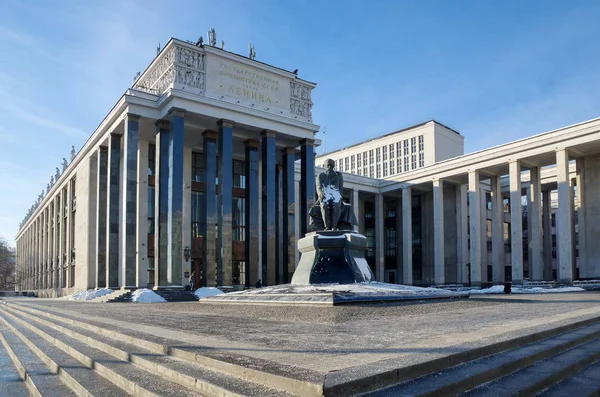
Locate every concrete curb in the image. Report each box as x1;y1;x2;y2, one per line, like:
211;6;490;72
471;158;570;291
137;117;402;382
0;327;42;397
0;312;93;397
7;302;324;397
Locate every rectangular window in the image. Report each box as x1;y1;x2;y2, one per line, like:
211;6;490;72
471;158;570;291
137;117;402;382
411;137;416;153
369;150;374;165
191;152;204;182
404;156;409;171
382;146;387;161
383;163;387;177
389;144;395;158
397;158;402;174
389;160;395;175
357;153;361;168
419;152;424;167
148;186;155;234
351;155;355;172
233;159;246;188
345;157;349;172
376;164;381;178
404;139;409;155
385;227;396;257
551;213;556;227
411;154;417;170
232;261;245;286
232;197;246;241
191;191;203;238
363;167;367;176
148;143;156;176
376;148;381;163
357;169;362;176
364;151;368;165
396;142;402;158
418;135;424;151
370;165;374;178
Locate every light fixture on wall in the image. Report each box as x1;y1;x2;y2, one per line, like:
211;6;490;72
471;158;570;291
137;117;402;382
184;246;191;262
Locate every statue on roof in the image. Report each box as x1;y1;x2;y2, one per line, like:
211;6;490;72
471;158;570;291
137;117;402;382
70;146;76;161
62;158;68;172
55;167;60;180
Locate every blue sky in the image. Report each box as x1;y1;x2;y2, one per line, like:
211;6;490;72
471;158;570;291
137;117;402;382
2;0;600;243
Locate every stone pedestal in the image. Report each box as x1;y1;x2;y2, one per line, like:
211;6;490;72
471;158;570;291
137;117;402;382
291;230;373;285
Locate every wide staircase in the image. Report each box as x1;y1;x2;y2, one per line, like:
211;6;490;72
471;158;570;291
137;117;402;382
0;301;599;396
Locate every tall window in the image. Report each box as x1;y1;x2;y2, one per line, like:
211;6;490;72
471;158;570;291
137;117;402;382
418;152;424;167
396;142;402;158
232;197;246;241
233;159;246;188
376;148;381;163
363;151;368;165
232;261;245;285
397;158;402;174
404;156;409;171
148;143;156;176
411;137;416;153
383;163;387;177
376;164;381;178
191;192;203;238
385;228;396;257
369;150;374;165
191;152;204;182
418;135;424;151
389;160;395;175
357;153;362;168
411;154;417;170
350;155;355;173
369;165;374;178
389;144;395;158
403;139;409;155
382;146;387;161
148;186;155;234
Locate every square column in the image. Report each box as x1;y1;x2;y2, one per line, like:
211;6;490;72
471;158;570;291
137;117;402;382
106;133;121;289
275;164;282;284
402;187;413;285
136;139;149;287
154;120;170;287
352;189;360;232
468;170;482;286
491;177;504;283
96;146;108;288
282;147;296;283
217;119;233;287
167;108;185;286
244;139;259;287
556;149;573;284
299;138;315;237
202;130;218;287
509;161;523;285
395;198;403;283
542;189;553;280
261;130;276;286
121;114;139;288
53;197;59;289
576;159;587;278
375;193;385;282
529;167;543;280
433;179;445;285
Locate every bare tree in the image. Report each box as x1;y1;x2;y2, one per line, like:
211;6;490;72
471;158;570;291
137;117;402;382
0;237;16;290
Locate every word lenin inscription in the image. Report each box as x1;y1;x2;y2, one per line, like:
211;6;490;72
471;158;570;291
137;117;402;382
206;56;291;111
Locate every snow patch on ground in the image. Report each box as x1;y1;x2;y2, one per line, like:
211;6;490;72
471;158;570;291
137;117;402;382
228;282;456;296
194;287;224;298
131;289;166;303
461;285;585;294
69;288;113;301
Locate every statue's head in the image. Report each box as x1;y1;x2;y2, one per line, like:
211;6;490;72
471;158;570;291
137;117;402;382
324;158;335;170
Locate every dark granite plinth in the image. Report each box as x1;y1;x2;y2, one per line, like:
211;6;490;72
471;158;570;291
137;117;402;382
291;230;373;285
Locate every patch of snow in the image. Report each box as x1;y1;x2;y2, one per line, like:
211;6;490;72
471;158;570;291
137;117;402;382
69;288;113;301
235;282;455;296
131;288;166;303
195;287;224;298
354;257;373;282
460;285;585;294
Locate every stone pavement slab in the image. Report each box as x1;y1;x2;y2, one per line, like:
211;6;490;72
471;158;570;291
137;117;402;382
5;292;600;376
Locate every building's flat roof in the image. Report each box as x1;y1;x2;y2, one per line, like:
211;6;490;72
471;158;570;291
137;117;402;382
316;120;461;158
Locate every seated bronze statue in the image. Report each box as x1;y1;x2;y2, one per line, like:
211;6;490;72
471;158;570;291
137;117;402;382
309;159;357;231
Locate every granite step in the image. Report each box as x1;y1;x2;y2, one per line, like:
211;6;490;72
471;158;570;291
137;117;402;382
462;336;600;397
6;302;322;396
0;311;130;397
1;304;296;397
538;358;600;397
0;327;30;397
0;321;77;397
0;307;206;397
360;322;600;397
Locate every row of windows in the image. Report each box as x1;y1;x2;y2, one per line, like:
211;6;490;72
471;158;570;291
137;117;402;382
334;135;425;177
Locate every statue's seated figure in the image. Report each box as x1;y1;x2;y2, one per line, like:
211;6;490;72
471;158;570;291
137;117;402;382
309;159;358;231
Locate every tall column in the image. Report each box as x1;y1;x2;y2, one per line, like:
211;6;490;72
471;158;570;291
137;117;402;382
576;158;587;278
375;193;385;282
244;139;259;287
261;130;276;286
217;119;233;287
509;161;523;285
202;130;218;287
456;185;468;284
282;148;296;283
542;189;553;280
64;183;71;289
556;149;573;284
167;108;185;286
96;146;108;288
352;189;360;232
491;177;504;283
433;179;445;285
468;170;482;287
155;120;170;287
53;197;59;289
402;187;413;285
529;167;543;280
136;139;149;287
106;133;121;289
275;164;282;284
182;147;192;286
299;138;315;237
480;186;488;282
120;114;139;288
395;198;403;284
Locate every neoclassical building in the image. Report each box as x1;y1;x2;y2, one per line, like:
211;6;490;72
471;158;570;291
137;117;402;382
15;37;600;296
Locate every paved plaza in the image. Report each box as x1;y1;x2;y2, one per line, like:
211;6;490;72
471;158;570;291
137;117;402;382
9;292;600;375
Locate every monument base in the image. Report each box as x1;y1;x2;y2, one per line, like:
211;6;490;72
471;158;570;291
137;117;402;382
290;230;373;285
